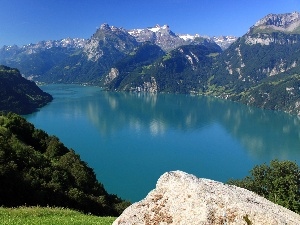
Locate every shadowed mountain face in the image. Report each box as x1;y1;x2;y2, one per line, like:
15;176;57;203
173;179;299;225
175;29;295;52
0;65;53;114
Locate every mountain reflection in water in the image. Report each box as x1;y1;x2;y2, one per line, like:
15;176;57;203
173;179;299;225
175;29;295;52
25;84;300;202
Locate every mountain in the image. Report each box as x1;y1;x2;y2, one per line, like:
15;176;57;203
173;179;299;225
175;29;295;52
0;38;86;80
212;36;237;50
248;11;300;35
0;24;233;84
1;13;300;115
101;42;165;89
0;65;53;114
129;24;186;51
178;34;237;50
104;43;222;93
84;24;138;62
128;24;183;51
207;12;300;114
36;24;139;84
129;24;228;51
104;12;300;115
35;24;223;85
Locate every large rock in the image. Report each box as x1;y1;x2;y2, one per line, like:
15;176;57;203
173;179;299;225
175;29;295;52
113;171;300;225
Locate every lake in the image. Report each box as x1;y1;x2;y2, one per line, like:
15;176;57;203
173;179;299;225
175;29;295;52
24;84;300;202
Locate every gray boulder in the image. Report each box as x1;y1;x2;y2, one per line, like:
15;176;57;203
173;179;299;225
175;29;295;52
113;170;300;225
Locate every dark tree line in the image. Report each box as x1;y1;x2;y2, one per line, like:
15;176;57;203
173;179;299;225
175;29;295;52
228;160;300;214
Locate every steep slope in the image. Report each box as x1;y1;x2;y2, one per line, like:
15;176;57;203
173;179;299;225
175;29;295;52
0;112;129;216
38;24;221;85
128;24;222;52
0;24;233;85
102;42;165;89
212;35;237;50
0;65;53;114
208;12;300;115
249;11;300;34
38;24;139;84
105;43;222;93
1;14;300;114
128;24;186;52
0;38;86;79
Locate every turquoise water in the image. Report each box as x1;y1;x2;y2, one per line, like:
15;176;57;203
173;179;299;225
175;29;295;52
25;84;300;202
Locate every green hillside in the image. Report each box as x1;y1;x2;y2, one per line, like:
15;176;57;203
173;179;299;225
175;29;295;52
0;112;130;216
104;43;222;93
0;65;53;114
206;32;300;115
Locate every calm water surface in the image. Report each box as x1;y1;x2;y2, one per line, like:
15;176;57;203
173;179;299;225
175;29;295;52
25;84;300;202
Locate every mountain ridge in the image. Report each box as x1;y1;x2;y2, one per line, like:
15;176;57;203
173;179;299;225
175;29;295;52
249;11;300;34
1;12;300;115
1;24;236;54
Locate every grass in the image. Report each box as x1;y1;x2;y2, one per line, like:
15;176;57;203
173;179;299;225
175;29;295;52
0;207;116;225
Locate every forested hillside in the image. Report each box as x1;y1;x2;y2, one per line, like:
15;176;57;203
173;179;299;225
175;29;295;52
0;112;130;216
205;14;300;115
104;43;222;93
0;65;53;114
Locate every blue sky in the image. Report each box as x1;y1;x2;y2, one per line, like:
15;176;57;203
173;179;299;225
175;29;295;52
0;0;300;46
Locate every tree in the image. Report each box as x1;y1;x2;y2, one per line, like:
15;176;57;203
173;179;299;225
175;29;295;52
0;112;130;216
228;160;300;213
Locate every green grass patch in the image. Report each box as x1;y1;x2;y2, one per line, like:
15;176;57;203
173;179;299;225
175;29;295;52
0;207;116;225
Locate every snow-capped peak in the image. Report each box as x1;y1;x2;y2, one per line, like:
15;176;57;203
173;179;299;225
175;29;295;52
179;34;200;41
148;24;169;32
128;29;143;36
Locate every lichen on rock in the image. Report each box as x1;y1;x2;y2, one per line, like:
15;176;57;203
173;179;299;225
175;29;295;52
113;170;300;225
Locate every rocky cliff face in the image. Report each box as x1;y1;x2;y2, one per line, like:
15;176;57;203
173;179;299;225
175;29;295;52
0;38;86;78
128;24;230;52
0;38;86;56
84;24;138;62
210;11;300;98
250;12;300;34
113;171;300;225
0;23;233;81
245;12;300;46
212;36;237;50
128;24;186;52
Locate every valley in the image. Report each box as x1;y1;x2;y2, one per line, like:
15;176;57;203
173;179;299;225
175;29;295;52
1;12;300;116
1;9;300;223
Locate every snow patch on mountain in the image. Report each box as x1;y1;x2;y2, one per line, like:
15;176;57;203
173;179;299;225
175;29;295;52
148;24;169;32
178;34;200;41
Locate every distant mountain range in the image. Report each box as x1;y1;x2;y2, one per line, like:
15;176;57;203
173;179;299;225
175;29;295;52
0;23;234;83
1;12;300;115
